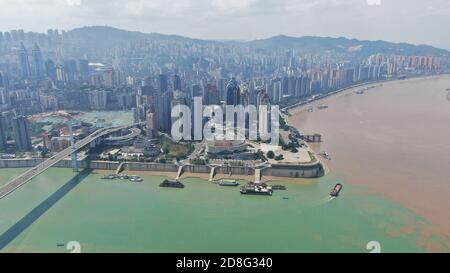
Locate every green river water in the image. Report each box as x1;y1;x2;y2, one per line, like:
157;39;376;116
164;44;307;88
0;168;430;252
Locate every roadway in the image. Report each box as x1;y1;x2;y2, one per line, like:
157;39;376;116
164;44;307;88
0;124;141;200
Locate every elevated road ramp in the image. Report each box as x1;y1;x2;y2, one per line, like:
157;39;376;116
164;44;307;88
0;123;143;200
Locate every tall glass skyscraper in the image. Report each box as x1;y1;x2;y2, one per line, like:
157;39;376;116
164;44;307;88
226;78;240;106
32;44;44;78
12;116;32;151
18;43;30;79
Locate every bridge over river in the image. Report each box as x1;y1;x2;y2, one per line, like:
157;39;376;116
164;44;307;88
0;123;142;200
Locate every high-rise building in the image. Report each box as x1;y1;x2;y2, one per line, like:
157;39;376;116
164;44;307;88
18;43;30;79
4;32;12;42
146;112;158;139
0;115;8;150
204;84;220;105
88;90;109;110
158;74;168;93
191;84;203;98
257;90;272;135
78;59;89;76
42;132;52;150
103;68;115;87
50;137;70;152
155;91;172;132
45;59;56;80
56;65;66;82
173;74;182;91
0;88;9;106
31;44;44;78
226;78;240;106
63;60;77;80
0;71;4;88
171;91;190;137
216;78;227;101
12;116;32;151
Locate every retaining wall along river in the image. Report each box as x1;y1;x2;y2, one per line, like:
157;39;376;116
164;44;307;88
0;158;323;178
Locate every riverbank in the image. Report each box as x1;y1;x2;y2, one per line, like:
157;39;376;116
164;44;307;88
287;73;450;116
288;74;450;251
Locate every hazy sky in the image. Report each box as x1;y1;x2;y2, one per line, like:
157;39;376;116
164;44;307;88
1;0;449;49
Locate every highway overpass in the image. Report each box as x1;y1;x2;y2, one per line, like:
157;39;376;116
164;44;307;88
0;123;142;200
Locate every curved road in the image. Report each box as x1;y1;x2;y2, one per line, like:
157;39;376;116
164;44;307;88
0;124;142;200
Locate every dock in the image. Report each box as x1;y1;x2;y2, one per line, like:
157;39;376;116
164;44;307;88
209;166;216;182
254;168;261;183
115;162;125;175
175;165;184;180
300;134;322;143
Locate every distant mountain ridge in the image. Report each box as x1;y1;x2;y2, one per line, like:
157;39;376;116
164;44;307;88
247;34;449;56
67;26;449;57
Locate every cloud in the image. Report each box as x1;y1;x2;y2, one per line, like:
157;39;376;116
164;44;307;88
66;0;81;6
0;0;449;47
212;0;258;12
366;0;382;6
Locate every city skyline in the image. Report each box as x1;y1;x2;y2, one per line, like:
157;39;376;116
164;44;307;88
1;0;450;49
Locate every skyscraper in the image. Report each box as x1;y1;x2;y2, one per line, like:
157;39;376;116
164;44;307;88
12;116;32;151
226;78;240;106
158;74;168;93
31;44;44;78
191;84;203;98
204;84;220;105
18;43;30;79
45;59;56;80
0;115;8;150
0;88;10;106
63;60;77;80
155;91;172;132
0;71;4;88
173;74;182;91
78;59;89;76
146;112;158;139
257;90;272;135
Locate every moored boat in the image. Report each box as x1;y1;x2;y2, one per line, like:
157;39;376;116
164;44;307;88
240;183;273;196
129;175;143;182
118;174;129;180
160;179;185;188
102;174;117;180
330;183;343;197
219;179;240;187
271;185;287;190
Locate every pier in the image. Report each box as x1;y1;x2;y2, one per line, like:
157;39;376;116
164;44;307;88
300;134;322;143
254;168;261;183
175;165;184;180
115;162;125;175
209;166;216;182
